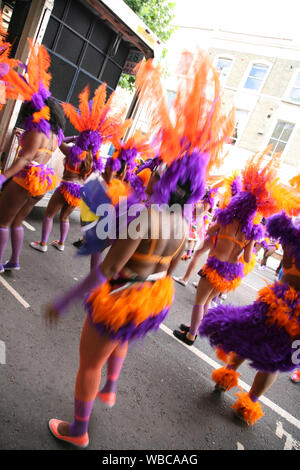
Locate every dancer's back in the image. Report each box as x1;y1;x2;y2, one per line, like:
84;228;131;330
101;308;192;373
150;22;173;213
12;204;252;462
209;219;253;264
102;206;188;281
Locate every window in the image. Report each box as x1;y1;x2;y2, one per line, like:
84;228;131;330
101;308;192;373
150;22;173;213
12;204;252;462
243;63;269;91
286;71;300;104
267;120;295;155
215;57;233;85
230;109;249;145
166;90;176;109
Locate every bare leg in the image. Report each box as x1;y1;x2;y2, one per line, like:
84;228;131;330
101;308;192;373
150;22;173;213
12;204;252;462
57;316;122;437
0;181;31;228
261;248;275;267
249;370;278;399
180;236;213;283
175;276;215;343
186;283;219;341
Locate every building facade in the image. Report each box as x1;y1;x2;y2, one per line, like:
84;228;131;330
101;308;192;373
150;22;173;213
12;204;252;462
163;26;300;182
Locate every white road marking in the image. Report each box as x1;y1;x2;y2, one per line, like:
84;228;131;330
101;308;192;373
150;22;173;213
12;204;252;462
237;442;245;450
0;276;30;308
0;340;6;364
241;280;259;291
160;323;300;431
276;421;300;450
22;221;36;231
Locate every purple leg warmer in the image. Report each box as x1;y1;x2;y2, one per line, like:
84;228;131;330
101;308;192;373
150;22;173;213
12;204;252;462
69;398;94;437
60;220;70;244
10;226;24;264
0;228;9;264
100;344;128;396
41;217;53;243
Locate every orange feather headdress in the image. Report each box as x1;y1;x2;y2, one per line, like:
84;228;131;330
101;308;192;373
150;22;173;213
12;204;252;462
3;39;64;140
0;14;19;108
61;84;132;172
135;50;235;171
215;147;300;240
133;50;235;207
108;129;157;177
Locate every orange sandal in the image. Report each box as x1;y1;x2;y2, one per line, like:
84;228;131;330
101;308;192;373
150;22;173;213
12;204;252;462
97;391;116;408
48;419;89;448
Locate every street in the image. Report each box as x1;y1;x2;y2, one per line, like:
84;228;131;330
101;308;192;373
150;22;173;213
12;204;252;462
0;206;299;451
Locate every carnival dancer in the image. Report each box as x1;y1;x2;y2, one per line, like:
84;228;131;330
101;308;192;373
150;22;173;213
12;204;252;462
0;13;18;108
29;83;128;253
77;128;156;272
0;40;65;272
181;195;213;261
173;149;282;346
174;172;242;287
257;236;280;270
44;50;234;448
199;205;300;425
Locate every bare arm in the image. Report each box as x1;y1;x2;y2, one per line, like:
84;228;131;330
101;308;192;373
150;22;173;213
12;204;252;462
3;131;43;180
243;240;255;264
167;237;187;277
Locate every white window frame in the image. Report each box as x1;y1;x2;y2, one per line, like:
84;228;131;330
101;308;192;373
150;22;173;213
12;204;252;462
213;55;234;86
240;60;271;93
283;68;300;105
230;108;250;146
264;118;296;160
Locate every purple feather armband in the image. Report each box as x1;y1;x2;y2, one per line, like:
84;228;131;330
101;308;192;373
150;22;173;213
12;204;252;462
53;266;107;316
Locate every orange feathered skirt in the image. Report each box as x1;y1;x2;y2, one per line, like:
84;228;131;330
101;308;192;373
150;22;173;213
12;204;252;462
85;275;174;343
13;162;58;197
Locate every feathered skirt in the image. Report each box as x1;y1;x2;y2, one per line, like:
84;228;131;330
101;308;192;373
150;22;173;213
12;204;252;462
57;180;81;207
85;273;174;343
199;256;244;293
199;281;300;372
13;162;58;197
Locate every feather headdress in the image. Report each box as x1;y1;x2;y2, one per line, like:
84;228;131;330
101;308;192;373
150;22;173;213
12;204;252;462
289;174;300;193
107;129;156;176
134;50;235;207
4;39;64;140
219;170;243;209
62;84;132;173
0;14;17;80
215;148;288;240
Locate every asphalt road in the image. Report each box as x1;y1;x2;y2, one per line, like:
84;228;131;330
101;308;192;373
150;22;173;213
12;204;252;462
0;206;299;452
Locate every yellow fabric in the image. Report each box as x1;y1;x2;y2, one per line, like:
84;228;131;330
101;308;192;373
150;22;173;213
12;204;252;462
80;200;98;223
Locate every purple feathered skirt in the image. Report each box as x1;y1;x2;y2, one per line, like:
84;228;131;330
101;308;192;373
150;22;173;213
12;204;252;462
56;180;81;207
199;281;300;372
199;256;244;293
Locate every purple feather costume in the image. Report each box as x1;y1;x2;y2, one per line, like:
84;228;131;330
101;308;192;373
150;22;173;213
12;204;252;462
200;213;300;372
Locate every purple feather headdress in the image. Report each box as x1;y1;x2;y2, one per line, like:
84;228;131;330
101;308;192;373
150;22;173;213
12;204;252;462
267;212;300;268
215;191;264;241
68;129;104;174
153;150;209;207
